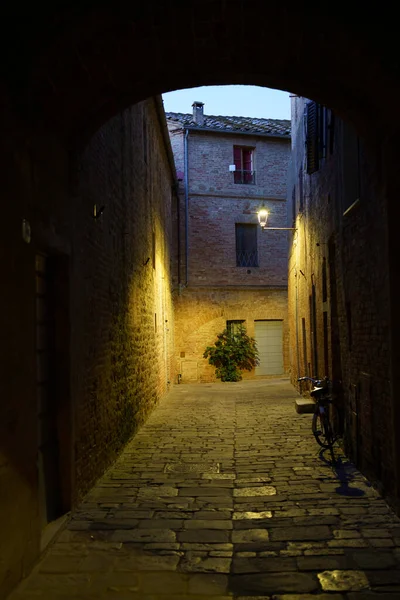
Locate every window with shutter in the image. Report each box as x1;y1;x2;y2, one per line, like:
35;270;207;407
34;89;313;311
243;149;253;183
233;146;255;184
306;101;319;174
233;146;242;170
319;105;327;160
235;224;258;267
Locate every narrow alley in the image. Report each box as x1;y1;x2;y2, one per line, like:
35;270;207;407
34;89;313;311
9;380;400;599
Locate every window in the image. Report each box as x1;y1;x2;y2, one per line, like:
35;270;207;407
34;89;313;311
305;102;330;174
227;320;245;337
233;146;255;184
305;101;319;174
235;224;258;267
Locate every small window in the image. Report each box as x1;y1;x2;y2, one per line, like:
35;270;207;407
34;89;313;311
305;102;329;174
235;224;258;267
233;146;255;184
305;101;319;174
227;320;245;337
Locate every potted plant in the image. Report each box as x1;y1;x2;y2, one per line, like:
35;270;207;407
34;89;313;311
203;324;259;382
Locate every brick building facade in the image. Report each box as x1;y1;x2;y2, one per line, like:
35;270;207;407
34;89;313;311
287;96;394;504
0;97;176;598
166;103;291;383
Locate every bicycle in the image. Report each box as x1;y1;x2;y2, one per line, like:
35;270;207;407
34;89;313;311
298;376;339;450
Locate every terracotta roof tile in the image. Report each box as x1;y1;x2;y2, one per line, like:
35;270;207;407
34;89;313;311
165;111;291;137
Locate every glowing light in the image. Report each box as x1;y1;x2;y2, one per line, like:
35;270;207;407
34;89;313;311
257;208;269;228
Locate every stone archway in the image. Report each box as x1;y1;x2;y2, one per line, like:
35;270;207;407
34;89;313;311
1;3;398;142
2;3;400;596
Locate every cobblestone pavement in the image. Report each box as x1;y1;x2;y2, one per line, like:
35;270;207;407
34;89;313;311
9;379;400;600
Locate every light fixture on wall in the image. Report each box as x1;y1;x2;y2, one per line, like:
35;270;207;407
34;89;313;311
256;203;296;231
257;206;269;228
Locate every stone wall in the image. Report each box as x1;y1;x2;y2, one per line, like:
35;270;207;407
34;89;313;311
174;287;289;382
0;97;176;598
287;96;393;504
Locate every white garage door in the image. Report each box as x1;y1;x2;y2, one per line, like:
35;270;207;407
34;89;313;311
254;320;283;375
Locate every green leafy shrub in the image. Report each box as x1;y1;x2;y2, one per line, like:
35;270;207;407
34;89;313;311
203;324;259;382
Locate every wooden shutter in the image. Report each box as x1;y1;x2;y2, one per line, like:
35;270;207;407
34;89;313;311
319;106;327;159
243;149;253;183
233;146;242;184
233;146;242;169
306;101;319;174
243;149;252;171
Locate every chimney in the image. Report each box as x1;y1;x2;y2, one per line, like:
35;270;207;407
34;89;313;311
192;101;204;126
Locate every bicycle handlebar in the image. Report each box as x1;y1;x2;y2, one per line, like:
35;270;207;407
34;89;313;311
298;376;329;387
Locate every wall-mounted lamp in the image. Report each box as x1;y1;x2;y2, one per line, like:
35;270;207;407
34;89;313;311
256;204;296;231
257;207;269;228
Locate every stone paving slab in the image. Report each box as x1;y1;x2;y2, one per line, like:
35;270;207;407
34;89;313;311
8;379;400;599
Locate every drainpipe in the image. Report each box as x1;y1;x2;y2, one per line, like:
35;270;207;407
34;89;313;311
184;128;189;286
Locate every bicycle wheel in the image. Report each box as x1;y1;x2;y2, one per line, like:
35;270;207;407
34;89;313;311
312;410;333;448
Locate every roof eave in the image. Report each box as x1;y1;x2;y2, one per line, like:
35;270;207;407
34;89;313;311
167;123;291;140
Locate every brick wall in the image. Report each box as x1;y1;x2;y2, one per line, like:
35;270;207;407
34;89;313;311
72;99;176;500
287;96;393;504
167;122;290;382
188;194;288;287
0;97;176;598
